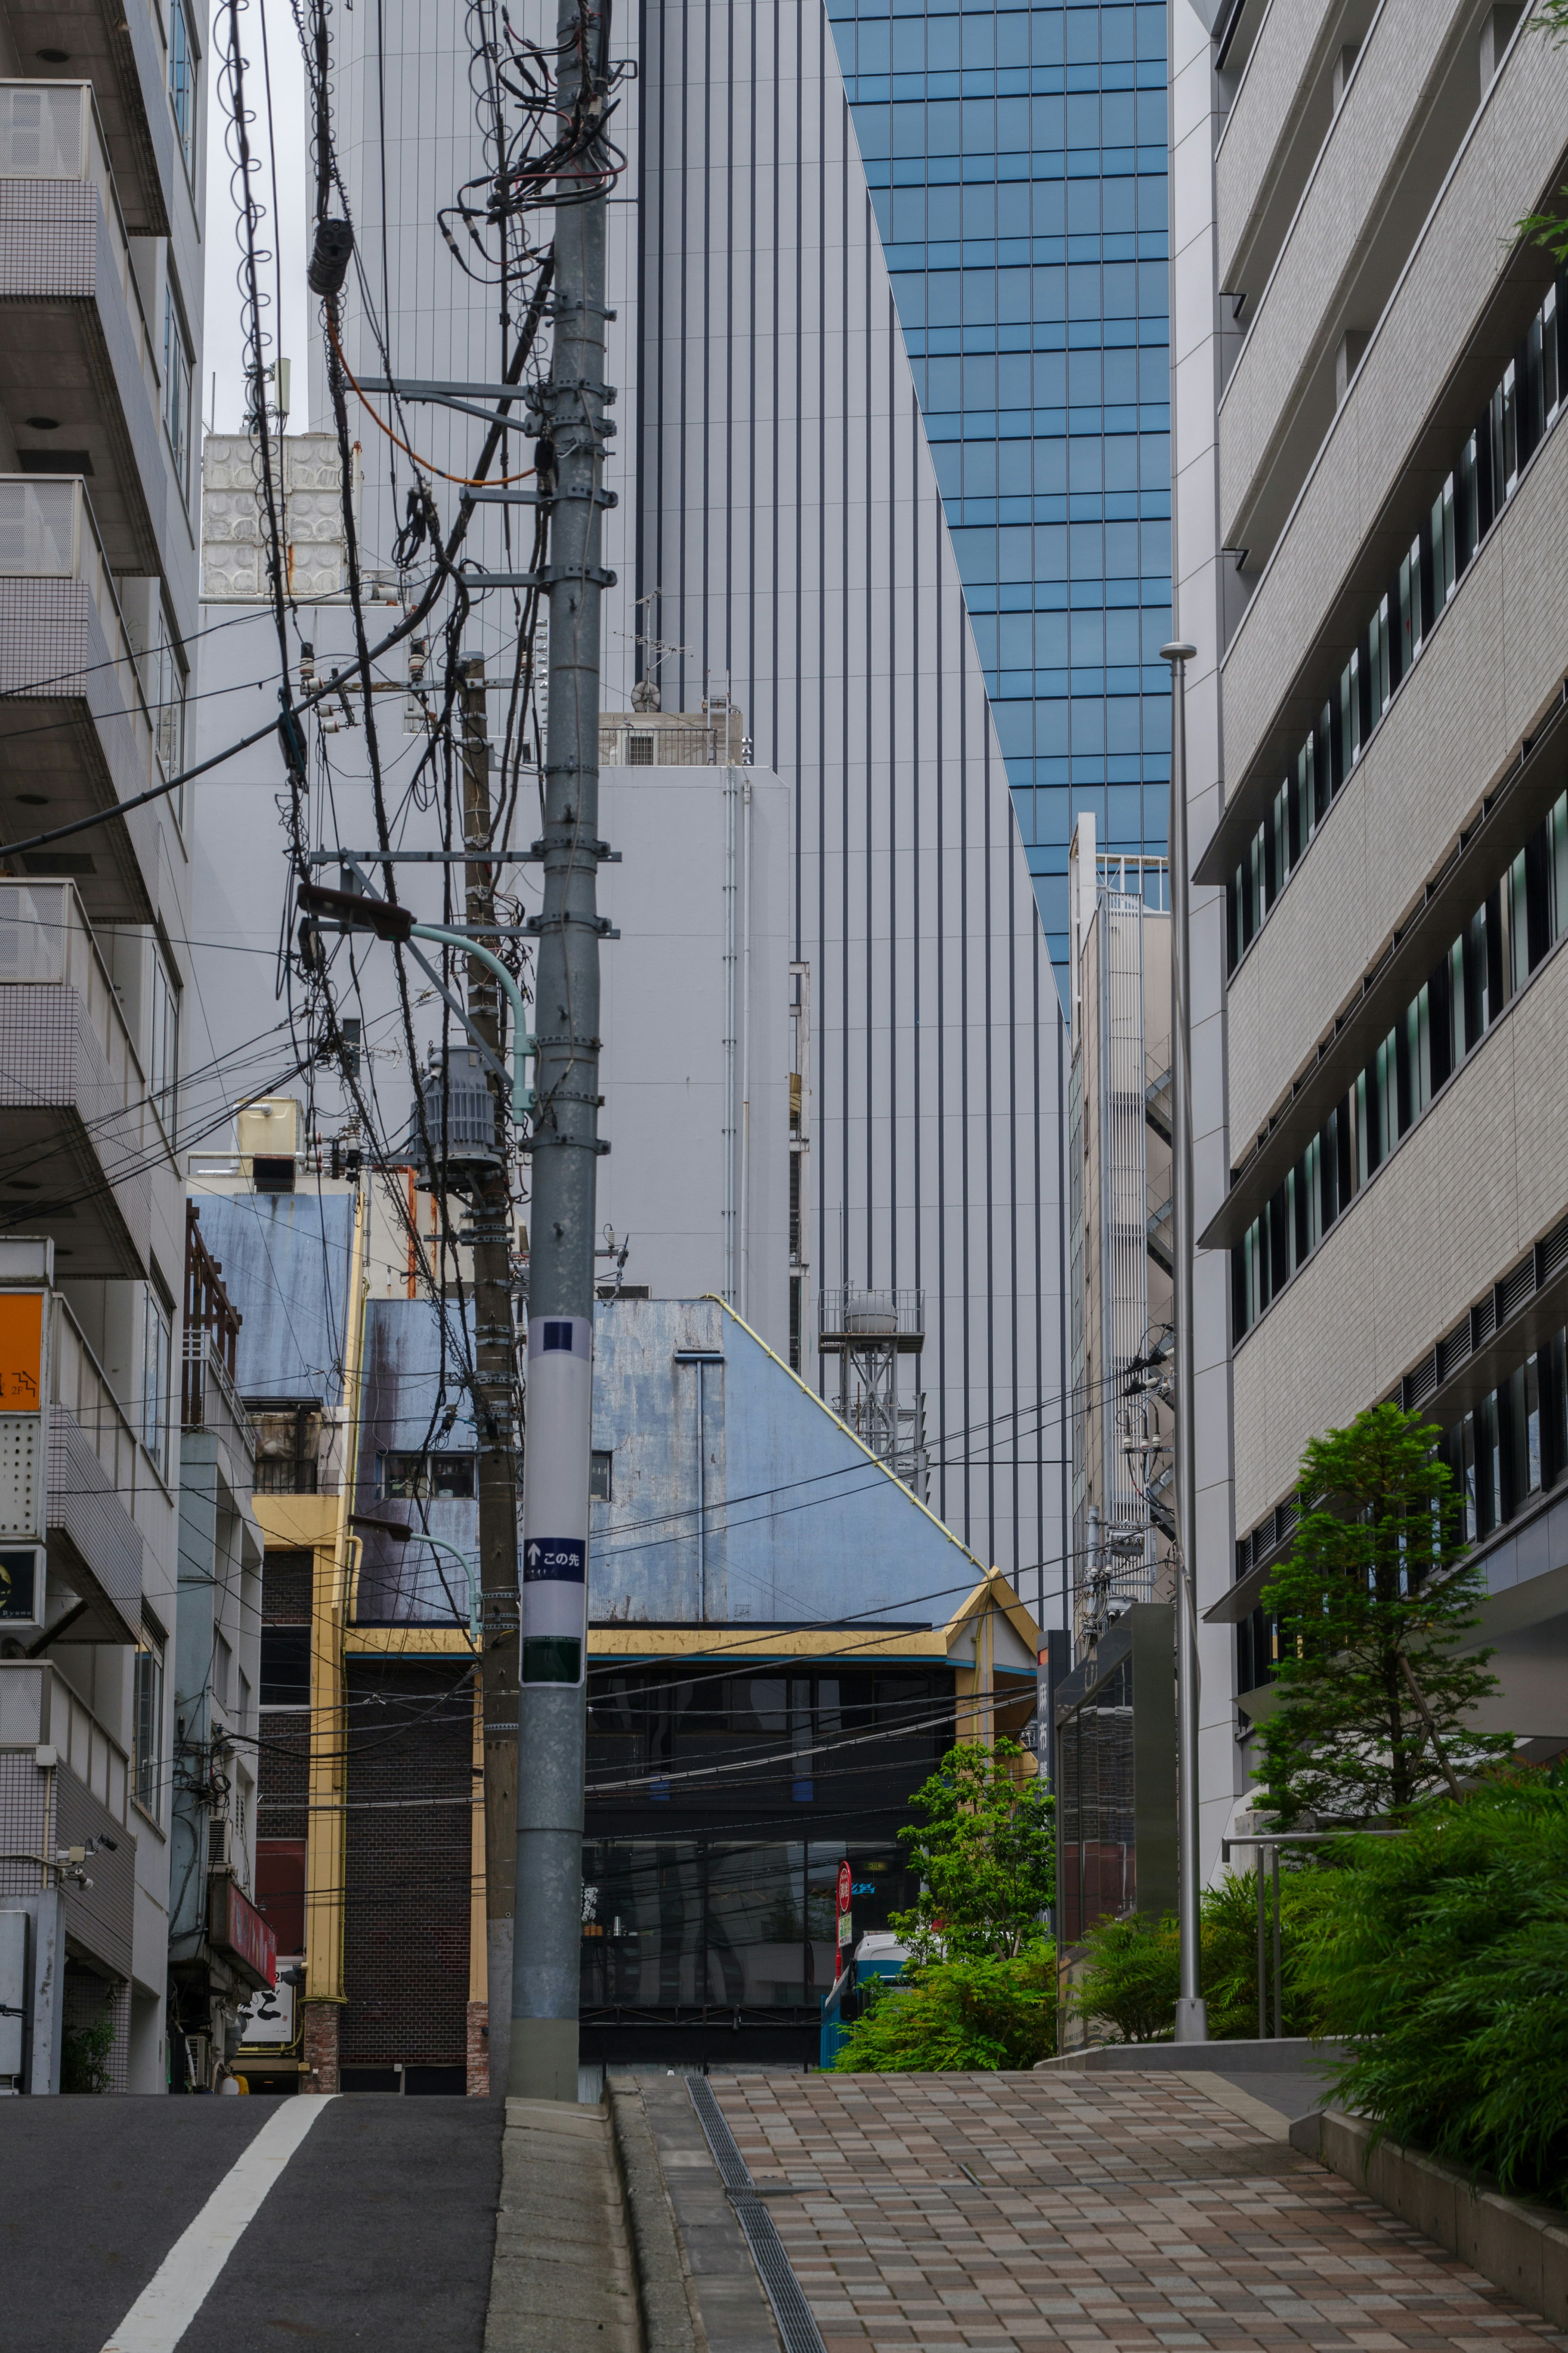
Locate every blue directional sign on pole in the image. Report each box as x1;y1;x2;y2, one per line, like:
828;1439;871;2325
520;1314;592;1685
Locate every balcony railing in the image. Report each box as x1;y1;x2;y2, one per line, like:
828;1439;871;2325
0;878;149;1123
0;83;162;419
0;478;167;799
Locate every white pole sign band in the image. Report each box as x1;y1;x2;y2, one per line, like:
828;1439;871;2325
521;1314;593;1685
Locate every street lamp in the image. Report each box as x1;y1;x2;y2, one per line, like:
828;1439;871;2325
1160;638;1207;2045
351;1514;480;1649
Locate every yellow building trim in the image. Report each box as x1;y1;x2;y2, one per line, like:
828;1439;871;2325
304;1180;368;2007
254;1494;341;1550
586;1623;953;1662
345;1626;477;1658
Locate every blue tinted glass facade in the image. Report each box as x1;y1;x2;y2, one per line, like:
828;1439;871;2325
825;0;1172;978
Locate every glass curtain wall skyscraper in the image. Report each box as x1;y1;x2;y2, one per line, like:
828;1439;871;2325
826;0;1173;979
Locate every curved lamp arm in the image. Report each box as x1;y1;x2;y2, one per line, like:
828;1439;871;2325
411;923;537;1117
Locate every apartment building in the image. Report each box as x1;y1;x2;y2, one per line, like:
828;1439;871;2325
1172;0;1568;1849
0;0;206;2087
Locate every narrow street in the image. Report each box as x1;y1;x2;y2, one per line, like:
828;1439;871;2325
0;2099;501;2353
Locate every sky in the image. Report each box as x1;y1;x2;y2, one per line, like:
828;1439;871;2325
203;0;310;437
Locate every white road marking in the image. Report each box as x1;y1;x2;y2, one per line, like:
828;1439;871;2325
101;2096;336;2353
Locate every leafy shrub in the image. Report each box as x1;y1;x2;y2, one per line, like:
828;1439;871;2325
1071;1869;1342;2044
61;2015;114;2094
1070;1910;1180;2043
831;1948;1056;2073
1302;1769;1568;2205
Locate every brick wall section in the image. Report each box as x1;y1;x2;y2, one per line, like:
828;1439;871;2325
340;1660;474;2071
466;1999;489;2097
1233;947;1568;1523
263;1550;314;1624
302;2000;339;2094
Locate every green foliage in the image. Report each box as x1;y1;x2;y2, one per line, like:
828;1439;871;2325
1302;1770;1568;2206
893;1738;1054;1960
831;1948;1056;2073
1070;1909;1179;2043
1256;1404;1511;1828
1071;1868;1345;2044
61;2015;114;2095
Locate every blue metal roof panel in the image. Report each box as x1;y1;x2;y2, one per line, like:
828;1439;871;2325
192;1192;356;1408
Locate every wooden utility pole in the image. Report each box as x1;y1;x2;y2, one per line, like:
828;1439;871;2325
459;655;523;2090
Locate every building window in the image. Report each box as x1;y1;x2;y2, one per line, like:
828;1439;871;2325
1233;783;1568;1342
163;283;193;500
377;1450;476;1500
133;1631;164;1822
214;1627;233;1711
149;948;178;1140
259;1624;311;1708
145;604;187;798
169;0;197;182
141;1289;172;1476
589;1449;613;1500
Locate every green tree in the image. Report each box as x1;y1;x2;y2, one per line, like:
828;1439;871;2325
831;1949;1056;2072
892;1737;1054;1960
1519;2;1568;261
1256;1404;1511;1829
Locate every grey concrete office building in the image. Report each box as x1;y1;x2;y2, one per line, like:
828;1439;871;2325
1173;0;1568;1860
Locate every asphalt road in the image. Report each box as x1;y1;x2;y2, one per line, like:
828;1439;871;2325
0;2096;504;2353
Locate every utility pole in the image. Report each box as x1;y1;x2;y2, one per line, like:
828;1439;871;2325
509;0;612;2101
458;656;524;2092
1160;636;1206;2045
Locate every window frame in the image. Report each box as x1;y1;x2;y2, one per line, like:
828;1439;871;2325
133;1628;165;1825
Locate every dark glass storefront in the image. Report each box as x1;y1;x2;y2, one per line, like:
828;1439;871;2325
581;1659;950;2064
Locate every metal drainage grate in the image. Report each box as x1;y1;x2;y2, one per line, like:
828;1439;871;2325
687;2076;829;2353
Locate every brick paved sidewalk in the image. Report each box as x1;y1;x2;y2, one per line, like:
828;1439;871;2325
706;2071;1568;2353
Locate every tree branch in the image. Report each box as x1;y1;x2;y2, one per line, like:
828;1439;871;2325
1397;1653;1465;1804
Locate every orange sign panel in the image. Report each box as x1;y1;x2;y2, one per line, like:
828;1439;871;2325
0;1294;43;1411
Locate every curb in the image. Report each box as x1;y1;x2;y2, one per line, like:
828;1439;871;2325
1291;2108;1568;2330
608;2080;706;2352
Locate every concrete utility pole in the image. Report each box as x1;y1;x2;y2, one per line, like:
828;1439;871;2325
1161;637;1207;2045
508;0;612;2101
459;658;525;2090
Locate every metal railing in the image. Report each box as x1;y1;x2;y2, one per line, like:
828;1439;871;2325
0;83;163;419
817;1288;925;1347
599;710;747;767
0;478;165;790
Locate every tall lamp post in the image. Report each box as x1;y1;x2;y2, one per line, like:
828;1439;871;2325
1160;637;1207;2045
